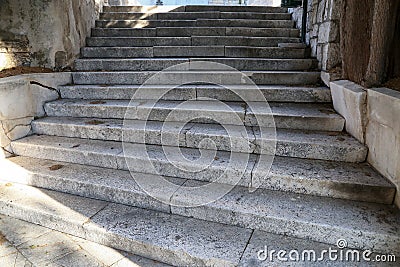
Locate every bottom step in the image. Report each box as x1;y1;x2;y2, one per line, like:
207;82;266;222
1;182;390;266
0;214;169;266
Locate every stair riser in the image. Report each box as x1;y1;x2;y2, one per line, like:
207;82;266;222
95;20;295;28
99;12;291;20
32;122;363;162
74;59;316;72
59;86;332;103
72;72;321;85
86;37;300;47
91;27;299;37
103;6;289;13
81;47;308;59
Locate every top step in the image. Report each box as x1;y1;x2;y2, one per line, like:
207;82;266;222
104;5;289;13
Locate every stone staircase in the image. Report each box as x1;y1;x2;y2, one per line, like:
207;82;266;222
1;5;399;266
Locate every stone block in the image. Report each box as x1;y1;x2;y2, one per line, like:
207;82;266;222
318;21;331;44
324;42;341;70
366;88;400;207
330;80;367;143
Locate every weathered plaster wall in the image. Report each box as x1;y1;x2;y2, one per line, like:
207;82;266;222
330;81;400;207
0;0;105;71
0;73;72;159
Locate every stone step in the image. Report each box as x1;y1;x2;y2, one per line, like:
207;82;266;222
43;100;344;131
81;46;309;59
5;135;391;203
91;27;299;37
86;36;300;47
1;162;399;256
95;19;295;28
29;120;366;163
0;181;251;266
59;84;332;102
103;5;289;13
72;71;321;85
31;118;362;162
74;58;317;71
99;12;292;20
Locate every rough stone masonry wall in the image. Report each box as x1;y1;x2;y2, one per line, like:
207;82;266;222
0;0;105;71
290;0;342;85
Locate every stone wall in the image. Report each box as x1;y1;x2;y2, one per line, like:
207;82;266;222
0;0;105;71
0;73;72;159
290;0;342;85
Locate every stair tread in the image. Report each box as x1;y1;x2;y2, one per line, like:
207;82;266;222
76;58;315;61
13;133;368;180
96;19;294;22
104;5;288;13
59;84;331;102
87;36;299;39
44;99;344;125
1;158;399;255
75;58;317;72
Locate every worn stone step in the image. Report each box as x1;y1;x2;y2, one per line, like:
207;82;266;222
72;71;321;85
43;100;344;131
103;5;289;13
74;58;317;71
6;139;389;203
99;12;292;20
91;27;299;37
81;46;309;59
1;162;399;256
100;11;218;20
59;84;332;103
86;37;192;47
104;5;186;13
86;36;300;47
225;46;309;58
0;181;251;266
31;118;364;162
95;19;295;28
